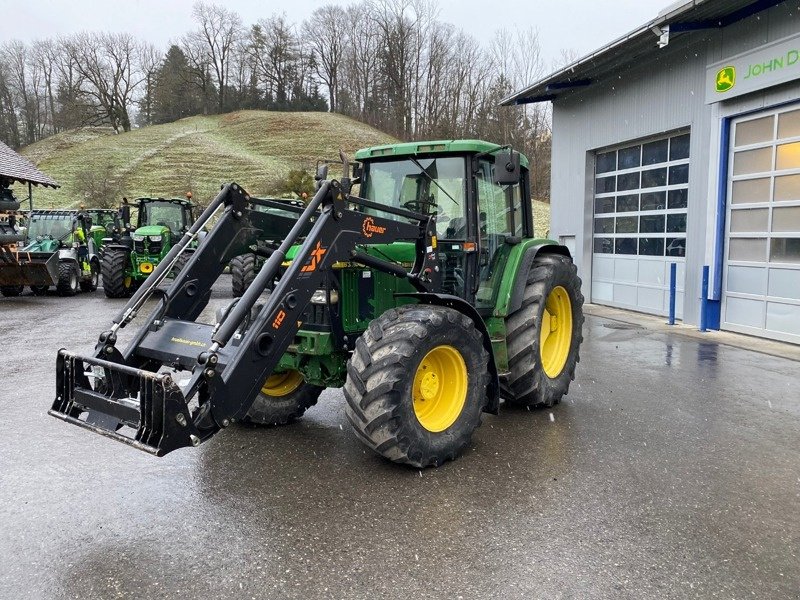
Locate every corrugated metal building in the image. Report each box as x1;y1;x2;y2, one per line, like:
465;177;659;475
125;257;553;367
504;0;800;344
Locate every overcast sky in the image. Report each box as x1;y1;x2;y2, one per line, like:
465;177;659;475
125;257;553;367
8;0;669;73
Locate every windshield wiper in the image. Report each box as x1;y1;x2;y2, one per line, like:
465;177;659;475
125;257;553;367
409;157;459;207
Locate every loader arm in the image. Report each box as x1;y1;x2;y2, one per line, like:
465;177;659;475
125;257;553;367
50;180;440;456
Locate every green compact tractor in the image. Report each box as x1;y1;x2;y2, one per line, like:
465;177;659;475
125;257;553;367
12;210;106;296
101;197;195;298
50;140;584;468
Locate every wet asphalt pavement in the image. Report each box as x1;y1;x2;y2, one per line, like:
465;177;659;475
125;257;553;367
1;279;799;600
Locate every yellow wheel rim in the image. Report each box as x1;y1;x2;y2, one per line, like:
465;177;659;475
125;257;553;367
413;345;468;432
260;370;304;397
539;286;573;378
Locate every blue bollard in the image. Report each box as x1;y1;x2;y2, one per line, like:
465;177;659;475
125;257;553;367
668;263;677;325
700;265;709;332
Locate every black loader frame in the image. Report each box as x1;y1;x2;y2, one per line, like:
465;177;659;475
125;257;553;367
50;180;494;456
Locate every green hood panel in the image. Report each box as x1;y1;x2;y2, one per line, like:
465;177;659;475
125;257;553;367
284;242;416;264
135;225;170;237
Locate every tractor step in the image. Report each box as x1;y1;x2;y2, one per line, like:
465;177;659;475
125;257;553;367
50;350;203;456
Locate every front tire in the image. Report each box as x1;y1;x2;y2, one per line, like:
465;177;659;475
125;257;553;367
344;304;490;468
231;253;256;297
56;262;80;296
501;253;584;408
56;262;79;296
101;248;133;298
242;370;323;425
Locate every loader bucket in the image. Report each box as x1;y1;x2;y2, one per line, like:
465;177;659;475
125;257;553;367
49;350;202;456
0;252;58;287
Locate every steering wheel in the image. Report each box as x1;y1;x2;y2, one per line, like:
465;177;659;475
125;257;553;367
403;199;438;212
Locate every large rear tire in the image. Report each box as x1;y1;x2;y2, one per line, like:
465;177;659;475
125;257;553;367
501;253;584;408
56;262;79;297
101;248;133;298
344;304;490;468
242;370;323;426
231;253;256;297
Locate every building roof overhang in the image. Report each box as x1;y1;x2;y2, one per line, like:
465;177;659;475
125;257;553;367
501;0;789;106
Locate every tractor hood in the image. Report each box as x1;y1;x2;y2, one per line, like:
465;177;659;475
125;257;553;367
135;225;170;237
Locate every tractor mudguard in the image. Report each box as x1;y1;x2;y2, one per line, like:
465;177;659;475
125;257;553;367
497;241;572;318
396;292;500;415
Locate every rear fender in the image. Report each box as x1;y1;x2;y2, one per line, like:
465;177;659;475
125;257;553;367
396;292;500;414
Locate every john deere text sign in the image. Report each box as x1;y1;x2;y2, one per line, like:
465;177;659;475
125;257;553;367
706;32;800;104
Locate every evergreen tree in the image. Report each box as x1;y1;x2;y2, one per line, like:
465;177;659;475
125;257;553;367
152;46;202;124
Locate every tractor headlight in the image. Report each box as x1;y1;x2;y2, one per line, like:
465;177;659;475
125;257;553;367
148;235;162;242
310;289;338;304
133;235;144;242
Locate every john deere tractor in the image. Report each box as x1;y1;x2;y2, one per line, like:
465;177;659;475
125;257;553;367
229;198;306;296
101;197;195;298
51;140;584;468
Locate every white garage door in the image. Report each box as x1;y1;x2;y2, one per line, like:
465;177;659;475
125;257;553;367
723;106;800;344
592;132;690;317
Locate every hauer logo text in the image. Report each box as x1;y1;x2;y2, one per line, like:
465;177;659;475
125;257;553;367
362;216;386;238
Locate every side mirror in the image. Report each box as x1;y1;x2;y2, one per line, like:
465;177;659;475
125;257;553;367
494;151;521;185
352;163;363;180
315;164;329;191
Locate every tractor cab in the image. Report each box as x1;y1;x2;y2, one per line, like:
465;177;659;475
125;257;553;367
355;140;530;308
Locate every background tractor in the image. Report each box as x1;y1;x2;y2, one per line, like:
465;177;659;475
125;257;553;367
51;140;584;469
101;196;195;298
229;198;306;297
16;210;104;296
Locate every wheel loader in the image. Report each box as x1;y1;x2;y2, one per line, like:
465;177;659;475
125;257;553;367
50;140;584;468
5;209;106;296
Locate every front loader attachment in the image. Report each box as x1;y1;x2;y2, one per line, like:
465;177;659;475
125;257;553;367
0;250;58;287
49;180;439;457
50;350;202;455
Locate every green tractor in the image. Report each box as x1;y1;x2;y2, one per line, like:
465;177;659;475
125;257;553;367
229;198;306;297
13;210;108;296
101;196;195;298
51;140;584;469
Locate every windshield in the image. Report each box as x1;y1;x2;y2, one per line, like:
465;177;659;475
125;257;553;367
27;215;73;240
140;201;184;232
362;157;465;238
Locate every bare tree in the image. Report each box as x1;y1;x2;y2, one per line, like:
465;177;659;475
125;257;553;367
137;42;160;126
65;32;144;132
181;34;214;114
192;1;241;113
302;6;347;112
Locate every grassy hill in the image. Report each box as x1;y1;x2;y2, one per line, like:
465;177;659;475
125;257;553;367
20;110;550;231
21;111;396;208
